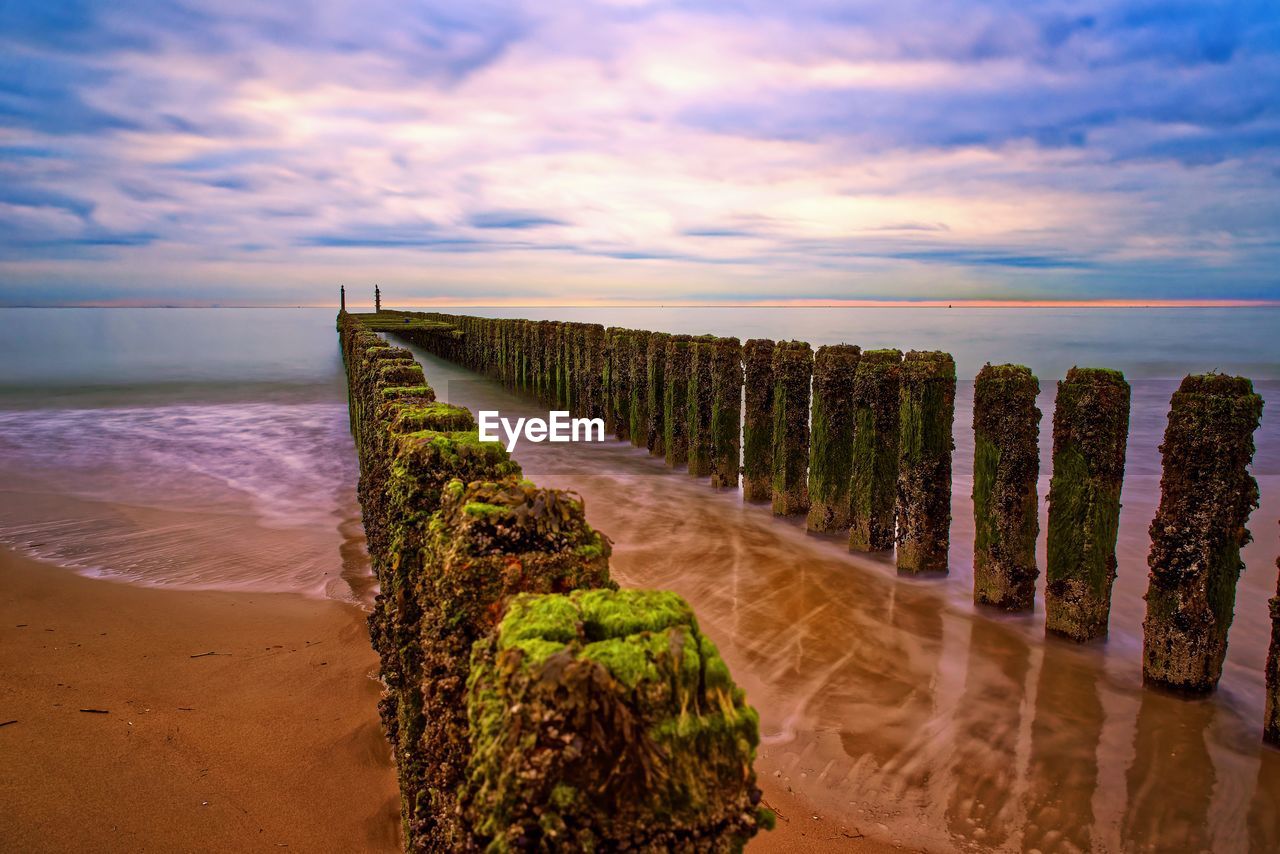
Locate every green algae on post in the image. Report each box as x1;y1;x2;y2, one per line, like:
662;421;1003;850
608;328;632;442
896;351;956;574
629;330;652;448
771;341;813;516
710;336;743;489
972;363;1042;610
1142;373;1263;694
687;336;716;477
646;332;671;457
742;339;775;503
583;324;606;422
402;478;613;849
1267;548;1280;745
463;588;769;851
848;349;902;549
663;335;692;468
806;344;861;532
1045;368;1131;641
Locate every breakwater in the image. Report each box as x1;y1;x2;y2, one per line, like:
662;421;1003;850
363;308;1276;735
337;311;769;851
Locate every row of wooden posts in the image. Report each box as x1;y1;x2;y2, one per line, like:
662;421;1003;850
373;308;1274;742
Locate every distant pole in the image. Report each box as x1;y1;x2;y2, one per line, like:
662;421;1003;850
375;285;381;312
340;285;346;311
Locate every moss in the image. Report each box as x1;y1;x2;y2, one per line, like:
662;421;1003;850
1266;551;1280;746
710;337;743;489
846;349;901;550
396;477;615;848
972;363;1042;611
742;339;775;503
629;330;653;449
806;344;861;532
771;341;813;516
664;335;692;468
609;329;633;441
646;333;671;456
687;336;717;477
1142;372;1262;693
380;384;436;402
895;351;956;574
464;588;766;851
1044;367;1129;641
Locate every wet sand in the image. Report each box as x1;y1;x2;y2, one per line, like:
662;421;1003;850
0;546;400;852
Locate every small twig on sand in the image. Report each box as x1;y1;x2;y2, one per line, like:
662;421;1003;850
0;719;17;728
761;798;787;823
189;651;225;658
79;708;109;714
178;707;194;711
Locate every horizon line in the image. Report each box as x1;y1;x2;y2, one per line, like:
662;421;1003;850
5;297;1279;309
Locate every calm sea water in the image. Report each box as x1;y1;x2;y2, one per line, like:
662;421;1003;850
1;305;1277;850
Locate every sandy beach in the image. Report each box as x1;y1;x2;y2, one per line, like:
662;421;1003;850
0;544;881;853
0;547;401;853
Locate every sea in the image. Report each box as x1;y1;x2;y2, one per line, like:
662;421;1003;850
1;305;1277;851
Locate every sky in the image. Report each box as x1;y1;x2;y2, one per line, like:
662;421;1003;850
1;0;1279;306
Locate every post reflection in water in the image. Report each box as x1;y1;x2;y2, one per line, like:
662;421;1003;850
1123;692;1216;852
399;342;1278;852
945;619;1030;848
1022;641;1103;853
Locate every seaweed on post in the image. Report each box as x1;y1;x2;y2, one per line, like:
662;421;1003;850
609;329;633;442
1045;368;1130;641
1142;374;1263;693
1267;543;1280;745
687;336;717;477
647;332;671;457
848;349;901;549
463;588;771;851
664;335;692;468
629;330;653;448
806;344;861;532
398;477;614;849
771;341;813;516
710;336;743;489
972;364;1042;611
896;351;956;575
742;339;775;503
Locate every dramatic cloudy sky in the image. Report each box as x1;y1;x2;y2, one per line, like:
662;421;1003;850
2;1;1278;305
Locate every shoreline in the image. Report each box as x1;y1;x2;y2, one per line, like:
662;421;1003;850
0;546;401;852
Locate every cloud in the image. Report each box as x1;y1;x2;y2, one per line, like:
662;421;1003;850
0;0;1278;303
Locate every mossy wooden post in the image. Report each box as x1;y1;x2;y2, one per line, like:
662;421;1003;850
771;341;813;516
584;324;606;422
664;335;692;468
647;332;670;457
1266;547;1280;745
687;336;716;477
463;589;771;850
806;344;861;532
1044;368;1131;640
629;330;652;448
610;329;632;442
742;339;775;503
896;351;956;574
1142;374;1263;693
972;364;1042;610
536;321;552;404
710;336;743;489
848;349;903;549
602;327;618;435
